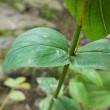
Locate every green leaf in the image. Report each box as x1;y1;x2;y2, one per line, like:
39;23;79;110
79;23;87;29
40;96;78;110
64;0;75;17
81;69;103;87
37;77;57;94
72;71;110;109
9;90;25;101
85;83;110;109
58;96;78;110
2;27;70;71
69;66;103;86
37;77;64;95
19;83;31;90
98;71;110;88
4;77;30;89
65;0;110;40
71;39;110;70
15;77;26;84
4;78;16;88
40;98;52;110
69;80;88;108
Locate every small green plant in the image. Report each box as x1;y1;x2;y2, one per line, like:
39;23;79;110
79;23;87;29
40;4;53;21
0;77;31;110
2;0;110;110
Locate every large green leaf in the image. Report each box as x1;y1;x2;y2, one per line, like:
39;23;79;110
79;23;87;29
85;71;110;109
71;39;110;70
81;69;103;87
2;27;69;70
64;0;76;17
69;66;103;86
69;80;88;108
85;83;110;109
65;0;110;40
40;96;78;110
98;71;110;88
70;71;110;109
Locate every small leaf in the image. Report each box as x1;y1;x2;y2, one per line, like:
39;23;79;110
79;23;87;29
37;77;57;94
9;90;25;101
4;78;16;88
2;27;70;71
69;80;88;108
71;39;110;70
15;77;26;84
17;83;31;90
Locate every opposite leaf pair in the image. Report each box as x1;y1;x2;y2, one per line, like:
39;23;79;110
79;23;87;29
2;28;110;71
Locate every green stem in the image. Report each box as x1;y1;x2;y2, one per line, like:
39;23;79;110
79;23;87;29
0;89;14;110
48;24;81;110
74;32;81;54
69;25;81;56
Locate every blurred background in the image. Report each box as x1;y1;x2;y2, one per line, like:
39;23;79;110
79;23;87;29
1;0;110;110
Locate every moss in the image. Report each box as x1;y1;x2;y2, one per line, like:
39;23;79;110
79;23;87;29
40;4;53;21
0;29;13;37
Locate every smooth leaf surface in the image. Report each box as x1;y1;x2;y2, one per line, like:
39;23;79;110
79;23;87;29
18;83;31;90
69;66;103;86
71;71;110;109
64;0;75;17
85;83;110;109
4;77;30;89
4;78;16;88
98;71;110;88
9;90;25;101
71;39;110;70
40;98;51;110
69;80;88;108
2;27;69;70
65;0;110;40
58;96;78;110
40;96;78;110
81;69;103;87
15;77;26;84
86;71;110;109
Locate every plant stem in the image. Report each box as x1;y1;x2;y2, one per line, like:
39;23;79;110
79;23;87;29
69;25;81;56
48;24;81;110
0;89;14;110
